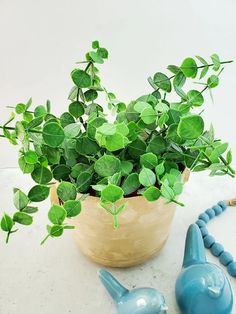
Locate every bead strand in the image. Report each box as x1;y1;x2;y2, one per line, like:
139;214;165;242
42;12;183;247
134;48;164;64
195;200;236;278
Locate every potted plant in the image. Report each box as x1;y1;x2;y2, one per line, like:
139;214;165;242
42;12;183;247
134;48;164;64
0;41;234;267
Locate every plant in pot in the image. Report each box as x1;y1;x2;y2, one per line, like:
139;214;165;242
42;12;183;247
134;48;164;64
0;41;234;267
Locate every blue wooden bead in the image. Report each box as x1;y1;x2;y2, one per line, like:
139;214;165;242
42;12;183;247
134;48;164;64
212;205;223;216
205;208;215;219
204;235;215;248
227;262;236;277
210;242;224;257
196;219;206;228
198;213;210;223
200;227;208;237
218;200;227;211
219;251;234;266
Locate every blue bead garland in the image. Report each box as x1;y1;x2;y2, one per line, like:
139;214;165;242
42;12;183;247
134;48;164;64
195;200;236;278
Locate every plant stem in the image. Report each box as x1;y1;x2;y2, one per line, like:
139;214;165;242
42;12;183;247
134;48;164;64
0;125;42;134
197;60;233;69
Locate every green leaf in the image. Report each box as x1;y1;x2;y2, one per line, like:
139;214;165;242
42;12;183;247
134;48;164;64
69;101;85;118
49;225;64;237
167;65;180;74
147;136;167;155
43;122;65;148
89;51;104;64
180;57;198;78
53;165;71;180
18;157;34;174
63;200;81;217
166;124;183;144
153;72;171;92
173;72;187;99
97;47;109;59
31;166;52;184
76;136;100;155
28;185;50;202
134;101;151;113
140;153;158;169
24;150;38;164
22;206;38;214
76;171;93;193
139;168;156;187
209;143;228;163
120;161;133;176
96;123;116;135
71;69;91;88
57;182;77;201
101;184;124;203
87;117;107;139
42;145;60;165
161;182;175;200
15;103;26;114
207;75;219;88
140;107;157;124
227;150;232;164
143;186;161;201
1;214;13;232
155;162;165;176
173;182;183;195
64;123;81;138
211;53;221;71
187;90;204;107
60;112;75;128
105;133;126;151
121;173;140;195
84;89;98;102
92;40;100;49
34;105;47;118
177;115;204;140
128;138;147;159
13;212;33;225
48;205;67;225
94;155;120;177
14;189;29;210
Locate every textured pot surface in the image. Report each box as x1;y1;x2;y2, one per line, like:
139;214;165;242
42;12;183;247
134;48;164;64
51;169;190;268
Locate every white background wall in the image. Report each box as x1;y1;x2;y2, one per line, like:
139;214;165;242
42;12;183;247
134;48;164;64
0;0;236;167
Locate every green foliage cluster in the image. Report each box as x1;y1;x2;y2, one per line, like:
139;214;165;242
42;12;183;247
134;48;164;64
0;41;234;243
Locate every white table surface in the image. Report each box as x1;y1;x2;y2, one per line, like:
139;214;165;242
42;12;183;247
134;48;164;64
0;168;235;314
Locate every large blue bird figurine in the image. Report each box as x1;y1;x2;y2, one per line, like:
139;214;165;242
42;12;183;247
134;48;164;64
99;269;168;314
176;224;233;314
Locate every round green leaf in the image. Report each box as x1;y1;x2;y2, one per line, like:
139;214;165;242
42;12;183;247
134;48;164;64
89;51;104;64
139;168;156;187
43;122;65;148
57;182;77;201
31;166;52;184
187;90;204;107
14;189;29;210
18;157;34;174
177;115;204;140
140;107;157;124
84;89;98;102
28;185;50;202
96;123;116;135
50;225;64;237
128;138;147;159
180;58;198;78
48;204;67;225
101;184;124;203
24;150;38;164
16;103;26;114
134;101;152;113
71;69;91;88
140;153;158;169
207;75;219;88
53;165;71;180
34;105;47;118
76;171;93;193
63;200;81;217
143;186;161;202
1;214;13;232
153;72;171;92
41;145;60;165
76;136;100;155
60;112;75;128
69;101;85;118
120;161;133;176
64;123;81;138
105;133;125;152
94;155;121;177
13;212;33;225
147;136;167;155
121;173;140;196
87;117;107;139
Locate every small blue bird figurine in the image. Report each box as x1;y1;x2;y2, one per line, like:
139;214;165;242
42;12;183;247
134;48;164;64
99;269;168;314
176;224;233;314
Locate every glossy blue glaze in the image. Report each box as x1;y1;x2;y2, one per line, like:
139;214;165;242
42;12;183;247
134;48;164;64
176;224;233;314
99;269;168;314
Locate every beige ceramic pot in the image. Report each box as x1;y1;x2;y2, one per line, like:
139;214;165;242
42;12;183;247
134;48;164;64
50;169;190;268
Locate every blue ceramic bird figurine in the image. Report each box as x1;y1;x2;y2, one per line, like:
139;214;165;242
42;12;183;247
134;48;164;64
99;269;168;314
175;224;233;314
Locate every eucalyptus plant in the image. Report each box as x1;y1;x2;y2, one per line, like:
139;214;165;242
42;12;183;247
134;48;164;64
0;41;234;243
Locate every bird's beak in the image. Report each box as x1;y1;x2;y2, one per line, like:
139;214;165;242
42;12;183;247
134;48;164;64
160;303;169;311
